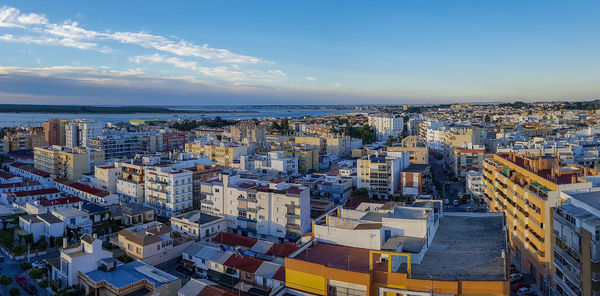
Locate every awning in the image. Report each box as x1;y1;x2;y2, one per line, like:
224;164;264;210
179;259;195;266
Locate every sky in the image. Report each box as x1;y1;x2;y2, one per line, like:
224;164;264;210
0;1;599;105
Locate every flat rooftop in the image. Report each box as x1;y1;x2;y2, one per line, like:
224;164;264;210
409;213;508;281
292;242;373;273
84;260;177;289
571;191;600;210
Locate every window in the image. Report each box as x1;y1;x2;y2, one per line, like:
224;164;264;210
136;247;141;254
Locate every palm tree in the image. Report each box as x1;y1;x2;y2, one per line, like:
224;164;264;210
39;280;49;296
0;275;12;296
9;287;20;296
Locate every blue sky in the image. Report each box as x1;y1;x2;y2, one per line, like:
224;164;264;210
0;1;599;105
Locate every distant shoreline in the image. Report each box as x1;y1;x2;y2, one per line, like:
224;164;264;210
0;104;257;114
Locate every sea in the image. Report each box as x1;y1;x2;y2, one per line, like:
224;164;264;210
0;106;366;128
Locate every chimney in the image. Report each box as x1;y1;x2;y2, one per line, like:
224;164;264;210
63;237;68;248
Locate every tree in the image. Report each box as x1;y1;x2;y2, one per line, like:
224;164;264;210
0;275;12;296
280;118;289;130
49;235;55;248
37;237;49;250
386;136;395;147
350;188;369;200
20;261;32;272
39;280;49;296
29;268;43;281
54;236;63;248
12;244;26;255
9;287;20;296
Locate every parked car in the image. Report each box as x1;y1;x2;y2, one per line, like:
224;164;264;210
512;282;530;292
443;199;449;205
516;287;535;296
24;284;38;295
452;200;459;206
32;260;46;269
15;275;27;286
510;273;523;283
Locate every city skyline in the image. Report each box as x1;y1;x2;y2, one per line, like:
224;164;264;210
1;1;600;105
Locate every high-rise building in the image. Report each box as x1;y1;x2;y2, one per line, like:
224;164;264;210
357;152;410;199
368;114;404;140
143;166;194;217
184;141;249;167
200;174;310;242
551;190;600;296
482;152;595;285
43;118;63;146
34;146;105;180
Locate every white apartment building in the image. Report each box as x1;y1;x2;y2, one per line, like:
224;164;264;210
357;152;410;199
466;170;484;199
200;174;311;242
64;119;104;148
53;234;113;287
239;151;299;176
144;166;193;217
170;210;227;240
368;114;404;140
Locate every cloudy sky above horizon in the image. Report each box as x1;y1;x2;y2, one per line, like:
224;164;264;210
0;1;599;105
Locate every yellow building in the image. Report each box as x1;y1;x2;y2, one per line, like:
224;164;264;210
34;146;105;180
293;146;319;173
387;136;429;165
184;142;248;167
482;152;594;285
295;136;326;153
3;130;46;153
285;206;510;296
116;222;173;261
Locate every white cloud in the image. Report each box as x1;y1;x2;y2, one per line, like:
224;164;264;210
110;32;260;64
0;6;263;65
305;76;317;81
131;54;198;70
0;6;288;86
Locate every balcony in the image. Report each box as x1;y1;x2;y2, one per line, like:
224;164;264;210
286;212;299;219
553;273;582;296
286;223;301;231
553;257;582;288
285;204;299;209
553;212;580;234
553;244;581;269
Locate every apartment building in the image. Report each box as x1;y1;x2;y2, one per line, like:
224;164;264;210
93;164;121;193
551;190;600;296
285;203;509;296
185;141;249;167
43;118;66;146
451;144;485;182
295;136;326;153
400;164;432;197
356;152;410;199
186;164;221;209
230;123;267;147
161;131;187;152
170;210;227;240
466;170;484;200
64;119;103;147
2;129;45;153
88;135;143;159
34;145;105;180
239;151;299;176
200;174;311;242
117;222;174;261
482;152;594;285
293;146;319;173
116;161;149;204
144;166;193;217
367;114;404;140
53;234;113;287
387;136;429;164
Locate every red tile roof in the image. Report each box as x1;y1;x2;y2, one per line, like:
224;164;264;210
223;254;264;273
212;232;257;249
266;242;298;258
39;196;82;206
0;181;40;189
272;266;286;282
13;188;60;197
343;199;385;210
0;171;17;179
69;182;110;197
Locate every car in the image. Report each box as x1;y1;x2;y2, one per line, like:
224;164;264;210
443;199;449;205
452;200;459;206
512;282;530;292
32;260;46;269
510;273;523;283
24;284;38;295
516;287;535;296
465;206;474;212
15;275;27;286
